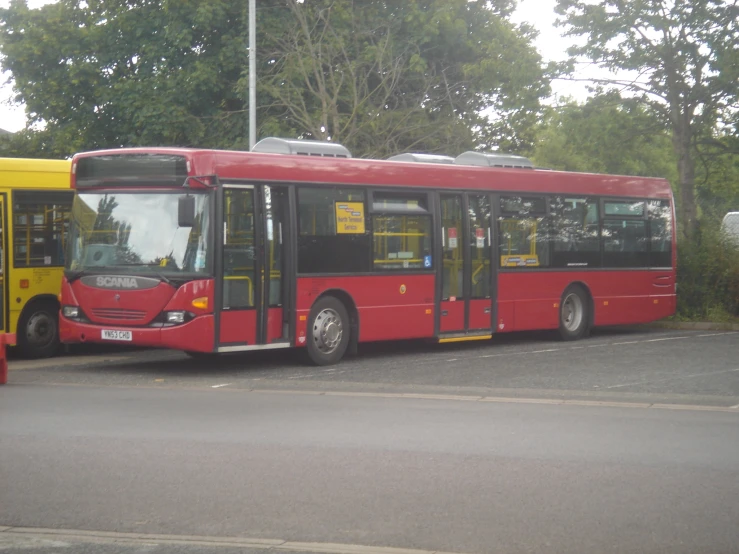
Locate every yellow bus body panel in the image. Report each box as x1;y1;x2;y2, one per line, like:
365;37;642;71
0;158;72;346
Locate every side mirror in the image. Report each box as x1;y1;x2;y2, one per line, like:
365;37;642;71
178;195;196;227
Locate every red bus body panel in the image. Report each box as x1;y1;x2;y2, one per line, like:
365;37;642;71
60;277;215;352
219;310;257;345
72;147;673;201
295;274;436;345
496;269;675;332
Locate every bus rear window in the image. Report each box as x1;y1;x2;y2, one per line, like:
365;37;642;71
75;154;188;187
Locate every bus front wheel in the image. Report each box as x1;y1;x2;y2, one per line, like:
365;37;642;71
17;300;60;359
558;285;590;341
306;296;350;366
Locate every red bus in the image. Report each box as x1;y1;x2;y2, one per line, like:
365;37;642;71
60;138;676;365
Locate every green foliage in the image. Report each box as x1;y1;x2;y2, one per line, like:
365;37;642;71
676;223;739;319
0;0;551;159
255;0;552;157
1;0;248;154
694;135;739;221
532;91;678;180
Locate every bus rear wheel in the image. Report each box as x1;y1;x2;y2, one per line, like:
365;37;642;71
558;285;590;341
306;296;350;366
17;300;60;359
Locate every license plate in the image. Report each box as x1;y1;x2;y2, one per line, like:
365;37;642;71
101;329;133;341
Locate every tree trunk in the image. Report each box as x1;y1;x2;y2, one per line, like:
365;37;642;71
672;124;698;242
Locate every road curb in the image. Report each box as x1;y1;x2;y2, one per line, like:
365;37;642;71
251;388;739;413
0;526;463;554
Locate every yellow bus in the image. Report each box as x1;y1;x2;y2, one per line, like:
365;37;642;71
0;157;73;358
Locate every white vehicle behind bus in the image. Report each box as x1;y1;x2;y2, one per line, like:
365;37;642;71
721;212;739;246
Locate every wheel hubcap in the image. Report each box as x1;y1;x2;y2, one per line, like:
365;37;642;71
312;308;343;354
26;311;56;348
562;294;583;332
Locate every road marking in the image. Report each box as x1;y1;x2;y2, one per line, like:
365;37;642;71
0;526;463;554
286;369;347;380
729;404;739;410
606;367;739;390
211;383;232;389
643;336;691;342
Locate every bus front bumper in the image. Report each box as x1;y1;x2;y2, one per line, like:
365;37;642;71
60;315;215;353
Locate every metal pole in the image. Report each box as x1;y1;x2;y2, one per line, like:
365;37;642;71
248;0;257;150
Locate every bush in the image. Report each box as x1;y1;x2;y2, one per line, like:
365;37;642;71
677;225;739;320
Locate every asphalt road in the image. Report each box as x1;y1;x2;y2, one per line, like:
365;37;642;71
8;326;739;405
2;326;739;554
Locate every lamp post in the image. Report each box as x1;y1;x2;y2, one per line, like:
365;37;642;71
248;0;256;150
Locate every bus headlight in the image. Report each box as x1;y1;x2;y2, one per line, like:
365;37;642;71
165;311;186;324
62;306;80;318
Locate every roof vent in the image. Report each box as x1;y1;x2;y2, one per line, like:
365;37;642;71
454;151;533;169
252;137;352;158
387;153;455;164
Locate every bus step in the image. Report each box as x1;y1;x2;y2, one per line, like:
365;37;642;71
437;333;492;344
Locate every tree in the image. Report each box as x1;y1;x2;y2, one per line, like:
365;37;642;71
0;0;249;154
532;91;678;181
555;0;739;240
259;0;551;158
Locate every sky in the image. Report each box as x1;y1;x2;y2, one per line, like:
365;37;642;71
0;0;596;134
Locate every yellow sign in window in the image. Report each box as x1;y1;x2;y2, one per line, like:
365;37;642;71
335;202;365;234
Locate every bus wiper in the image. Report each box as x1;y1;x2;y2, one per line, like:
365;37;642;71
110;263;173;285
65;269;86;283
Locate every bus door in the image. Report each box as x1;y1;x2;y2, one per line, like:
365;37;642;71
437;193;494;337
217;185;292;351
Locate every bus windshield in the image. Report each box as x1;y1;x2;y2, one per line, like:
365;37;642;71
66;191;211;277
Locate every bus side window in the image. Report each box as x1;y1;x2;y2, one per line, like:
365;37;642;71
498;195;549;269
297;187;370;274
550;196;600;268
371;192;432;272
12;190;73;268
649;200;672;268
603;200;648;268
